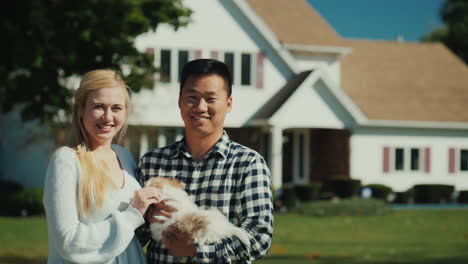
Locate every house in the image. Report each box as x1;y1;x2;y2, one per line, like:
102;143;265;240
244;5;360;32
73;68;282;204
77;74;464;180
129;0;468;193
2;0;468;194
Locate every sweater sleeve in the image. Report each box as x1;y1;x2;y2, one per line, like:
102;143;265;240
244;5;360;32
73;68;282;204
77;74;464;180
193;156;274;263
43;148;145;263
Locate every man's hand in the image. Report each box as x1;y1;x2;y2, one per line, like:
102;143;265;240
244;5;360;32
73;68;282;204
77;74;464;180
162;225;196;257
147;201;177;223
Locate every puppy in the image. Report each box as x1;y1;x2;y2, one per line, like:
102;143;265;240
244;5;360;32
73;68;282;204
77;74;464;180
146;177;250;247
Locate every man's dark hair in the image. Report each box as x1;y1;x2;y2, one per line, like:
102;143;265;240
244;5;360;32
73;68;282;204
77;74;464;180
179;59;232;97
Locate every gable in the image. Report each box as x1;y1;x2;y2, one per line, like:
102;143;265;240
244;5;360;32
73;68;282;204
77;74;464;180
247;0;468;125
252;71;358;129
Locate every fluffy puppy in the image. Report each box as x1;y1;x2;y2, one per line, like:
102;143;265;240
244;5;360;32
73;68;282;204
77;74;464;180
145;177;250;247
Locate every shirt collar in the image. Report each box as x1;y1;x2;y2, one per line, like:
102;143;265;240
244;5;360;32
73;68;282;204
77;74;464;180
169;130;230;160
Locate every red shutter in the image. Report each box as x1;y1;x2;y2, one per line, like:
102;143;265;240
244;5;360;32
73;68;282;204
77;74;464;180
210;51;219;60
145;47;154;54
383;147;390;173
424;147;431;173
194;49;202;59
256;52;264;88
449;148;456;173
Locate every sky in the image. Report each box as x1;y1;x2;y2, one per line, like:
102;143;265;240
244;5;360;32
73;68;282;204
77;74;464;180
307;0;446;42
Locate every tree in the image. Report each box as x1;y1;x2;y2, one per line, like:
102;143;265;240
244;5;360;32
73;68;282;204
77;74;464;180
0;0;192;123
421;0;468;64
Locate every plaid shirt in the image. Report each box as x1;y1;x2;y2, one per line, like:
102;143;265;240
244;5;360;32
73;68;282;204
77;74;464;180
137;131;273;263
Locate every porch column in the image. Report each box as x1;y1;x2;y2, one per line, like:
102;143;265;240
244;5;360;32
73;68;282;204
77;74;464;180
158;128;167;148
139;131;149;157
175;127;184;141
271;126;283;190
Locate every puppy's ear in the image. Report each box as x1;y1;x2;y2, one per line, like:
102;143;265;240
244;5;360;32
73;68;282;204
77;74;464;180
168;178;185;189
146;177;163;189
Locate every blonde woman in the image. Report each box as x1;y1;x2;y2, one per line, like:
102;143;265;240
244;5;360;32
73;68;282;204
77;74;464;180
43;69;161;263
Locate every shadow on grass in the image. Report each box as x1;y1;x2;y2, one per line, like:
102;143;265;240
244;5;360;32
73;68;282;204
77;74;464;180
0;256;47;264
257;255;468;264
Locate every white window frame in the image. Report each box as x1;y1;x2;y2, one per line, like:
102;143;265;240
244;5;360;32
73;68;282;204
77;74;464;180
156;47;198;84
219;50;256;88
389;146;426;173
452;148;468;173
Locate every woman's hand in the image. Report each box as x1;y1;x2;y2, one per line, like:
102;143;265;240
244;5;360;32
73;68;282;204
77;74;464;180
147;201;177;223
131;187;162;215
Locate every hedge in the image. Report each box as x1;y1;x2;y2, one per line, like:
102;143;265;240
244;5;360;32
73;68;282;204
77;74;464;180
320;178;361;198
361;184;393;201
413;184;455;204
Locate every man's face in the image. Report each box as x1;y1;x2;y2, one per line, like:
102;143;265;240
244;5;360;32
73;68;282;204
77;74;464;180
178;74;232;138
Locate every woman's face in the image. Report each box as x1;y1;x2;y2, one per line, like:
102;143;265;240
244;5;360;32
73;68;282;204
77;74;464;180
82;87;127;149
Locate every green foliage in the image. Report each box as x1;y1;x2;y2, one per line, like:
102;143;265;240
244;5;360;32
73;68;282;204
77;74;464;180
293;182;321;202
275;184;300;210
413;184;455;204
320;178;361;198
0;0;192;123
457;190;468;203
0;186;44;217
393;188;415;204
292;197;390;217
362;184;393;201
421;0;468;64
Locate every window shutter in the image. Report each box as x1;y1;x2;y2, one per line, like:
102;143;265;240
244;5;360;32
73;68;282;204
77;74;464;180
256;52;264;89
383;147;390;173
210;51;219;60
424;147;431;173
194;49;202;59
449;148;456;173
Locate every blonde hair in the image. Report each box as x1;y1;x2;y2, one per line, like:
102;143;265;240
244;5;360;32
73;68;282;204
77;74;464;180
71;69;130;218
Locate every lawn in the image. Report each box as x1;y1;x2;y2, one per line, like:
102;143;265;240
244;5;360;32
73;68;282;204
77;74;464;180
1;210;468;264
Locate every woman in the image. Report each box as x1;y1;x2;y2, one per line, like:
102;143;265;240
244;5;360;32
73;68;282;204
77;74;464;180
43;69;160;263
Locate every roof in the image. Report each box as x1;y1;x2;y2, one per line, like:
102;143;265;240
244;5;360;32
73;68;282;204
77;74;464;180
340;39;468;123
245;0;342;46
246;0;468;124
254;70;313;119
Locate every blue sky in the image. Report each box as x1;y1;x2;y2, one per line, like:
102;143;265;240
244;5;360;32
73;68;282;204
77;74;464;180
307;0;446;42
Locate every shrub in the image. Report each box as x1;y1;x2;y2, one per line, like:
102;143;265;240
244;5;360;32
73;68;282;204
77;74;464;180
0;179;24;198
13;188;45;216
0;182;44;217
276;184;299;211
320;178;361;198
294;182;321;202
362;184;393;201
457;190;468;204
413;184;454;204
292;197;390;217
393;188;415;204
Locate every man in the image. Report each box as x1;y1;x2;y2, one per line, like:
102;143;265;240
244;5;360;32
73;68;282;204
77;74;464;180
138;59;273;263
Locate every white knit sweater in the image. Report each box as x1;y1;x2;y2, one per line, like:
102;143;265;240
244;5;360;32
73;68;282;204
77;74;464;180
43;145;146;264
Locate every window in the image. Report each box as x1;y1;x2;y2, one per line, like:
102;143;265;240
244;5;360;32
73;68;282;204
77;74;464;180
410;148;420;171
384;146;430;173
178;50;189;82
160;49;171;83
224;52;234;84
461;149;468;171
241;53;251;85
395;148;404;171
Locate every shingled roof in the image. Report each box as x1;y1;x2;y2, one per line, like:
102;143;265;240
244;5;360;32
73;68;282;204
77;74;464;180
246;0;468;123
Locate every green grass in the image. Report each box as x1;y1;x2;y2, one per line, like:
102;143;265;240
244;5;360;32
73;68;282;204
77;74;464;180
1;210;468;264
0;217;47;264
259;210;468;264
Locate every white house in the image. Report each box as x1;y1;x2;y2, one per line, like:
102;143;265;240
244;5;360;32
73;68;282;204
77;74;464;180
2;0;468;194
128;0;468;192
